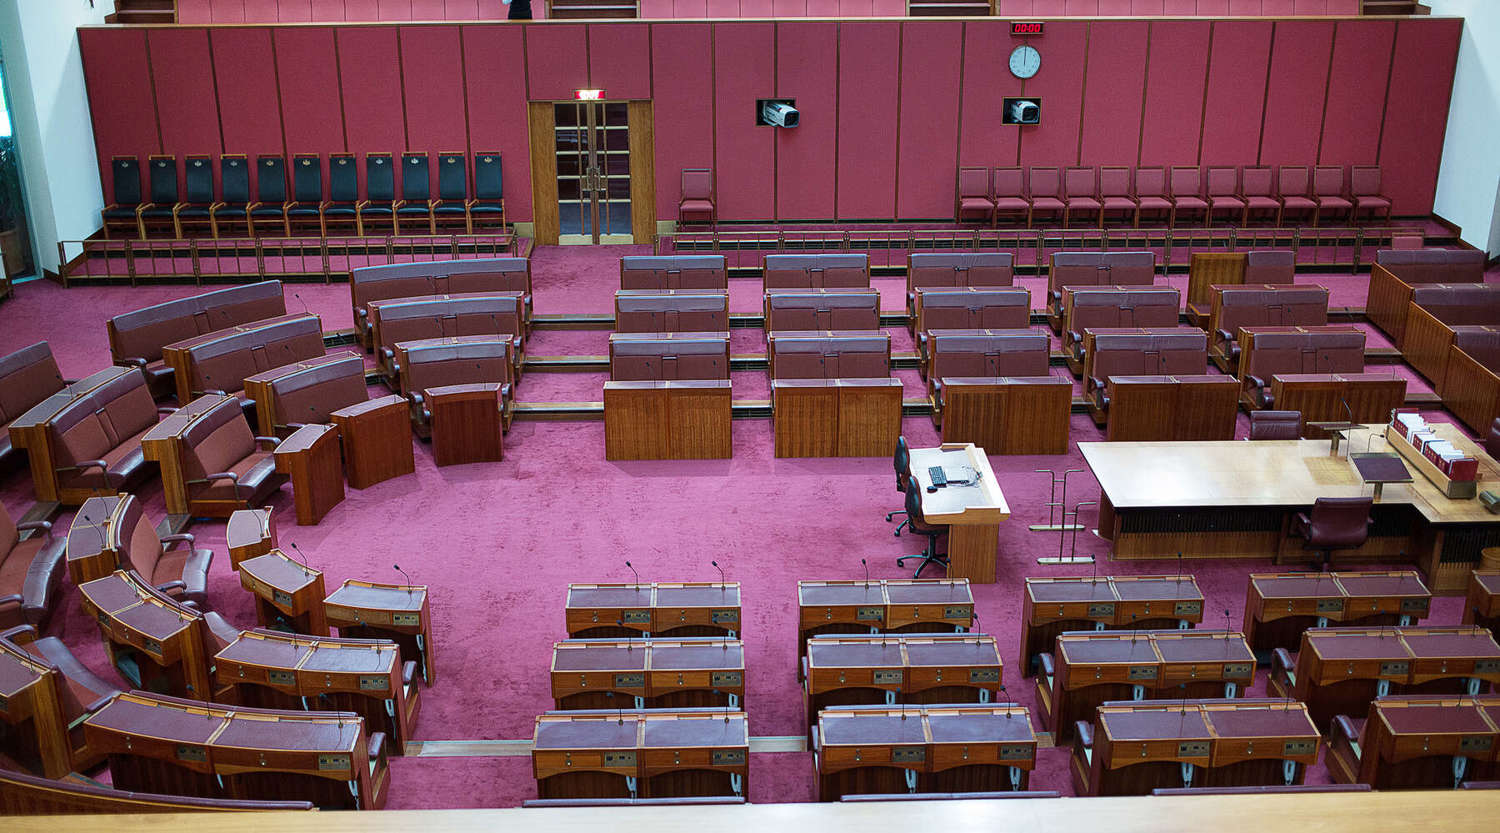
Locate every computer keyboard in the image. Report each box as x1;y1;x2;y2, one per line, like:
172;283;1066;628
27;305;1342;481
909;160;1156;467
928;466;948;487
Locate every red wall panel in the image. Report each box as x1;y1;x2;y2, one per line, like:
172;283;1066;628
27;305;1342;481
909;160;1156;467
1137;20;1210;167
345;0;380;19
712;23;775;221
705;0;740;15
411;0;446;16
774;23;837;220
148;28;223;171
1378;18;1462;215
377;0;413;19
337;27;407;196
476;0;508;17
651;24;715;221
242;0;280;19
1199;20;1272;167
278;0;314;20
836;23;899;219
177;0;211;22
589;24;652;101
79;29;158;195
445;0;481;17
212;0;246;22
276;27;345;162
462;25;533;221
1317;20;1394;167
958;21;1022;169
310;0;348;18
211;27;285;193
896;22;963;219
526;25;589;101
401;25;469;195
678;0;711;16
1017;21;1087;168
1257;21;1334;168
1078;21;1148;167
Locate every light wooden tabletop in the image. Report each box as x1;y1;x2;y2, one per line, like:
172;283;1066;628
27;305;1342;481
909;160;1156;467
1081;423;1500;525
908;443;1010;525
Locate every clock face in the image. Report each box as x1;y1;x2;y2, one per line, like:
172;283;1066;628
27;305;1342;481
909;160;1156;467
1009;45;1041;80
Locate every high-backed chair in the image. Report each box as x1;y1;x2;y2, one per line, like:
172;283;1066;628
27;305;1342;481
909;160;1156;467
1169;166;1208;227
1205;167;1244;227
0;503;65;630
249;156;289;238
894;478;947;579
396;153;435;235
1239;166;1281;226
678;168;715;227
212;154;251;238
172;155;216;239
1350;166;1392;224
138;155;181;238
434;152;470;233
992;167;1029;227
470;152;506;231
1312;166;1352;227
1244;250;1296;284
1027;167;1064;227
956;166;995;226
46;369;163;501
112;494;212;606
1248;410;1303;441
1132;167;1172;227
101;156;144;239
358;153;397;236
885;435;910;536
0;342;66;472
322;153;360;236
1277;166;1316;227
1098;167;1136;228
1063;167;1100;228
286;154;325;236
179;397;286;517
1289;497;1373;571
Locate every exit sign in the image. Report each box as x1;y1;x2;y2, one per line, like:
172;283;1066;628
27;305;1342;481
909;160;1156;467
1011;22;1044;35
574;89;605;100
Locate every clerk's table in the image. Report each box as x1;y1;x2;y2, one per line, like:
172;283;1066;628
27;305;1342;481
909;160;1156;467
906;443;1010;583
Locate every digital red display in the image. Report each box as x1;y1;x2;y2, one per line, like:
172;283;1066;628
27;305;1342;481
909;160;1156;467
1011;22;1044;35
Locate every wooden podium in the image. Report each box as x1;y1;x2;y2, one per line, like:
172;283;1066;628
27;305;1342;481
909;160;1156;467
239;550;329;635
425;383;503;466
604;380;732;460
908;443;1010;583
273;423;345;525
330;394;415;488
773;379;902;458
226;506;277;570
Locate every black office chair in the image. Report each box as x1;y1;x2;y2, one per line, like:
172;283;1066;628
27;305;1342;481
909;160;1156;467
895;481;949;579
1289;496;1373;572
886;435;910;536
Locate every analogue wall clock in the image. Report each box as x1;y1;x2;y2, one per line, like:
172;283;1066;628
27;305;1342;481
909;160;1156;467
1009;45;1041;80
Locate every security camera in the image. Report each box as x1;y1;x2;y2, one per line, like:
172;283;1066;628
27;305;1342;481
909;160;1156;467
760;101;800;129
1005;98;1041;125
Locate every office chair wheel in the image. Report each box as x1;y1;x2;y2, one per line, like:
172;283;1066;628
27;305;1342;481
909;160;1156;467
893;520;908;537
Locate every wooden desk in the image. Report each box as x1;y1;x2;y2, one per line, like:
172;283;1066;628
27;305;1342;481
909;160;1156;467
330;394;415;488
565;582;743;639
773;378;902;458
140;393;236;518
604;380;732;461
64;494;127;585
907;444;1009;583
83;691;387;810
814;704;1036;801
425;382;502;466
324;580;435;686
214;629;418;752
239;550;328;635
1104;376;1239;442
1081;424;1500;577
1036;630;1255;743
8;366;134;504
804;634;1002;733
76;571;215;701
226;506;277;570
937;377;1070;454
1020;575;1205;675
273;423;344;525
1327;695;1500;789
797;580;974;676
1244;571;1432;656
1270;374;1408;437
1270;626;1500;730
1467;571;1500;634
550;637;745;710
1071;699;1320;796
0;634;71;778
532;708;750;800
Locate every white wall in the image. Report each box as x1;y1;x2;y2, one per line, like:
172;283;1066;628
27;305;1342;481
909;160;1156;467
1429;0;1500;258
0;0;114;276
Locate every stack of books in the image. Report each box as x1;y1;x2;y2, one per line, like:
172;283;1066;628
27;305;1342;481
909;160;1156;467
1391;412;1479;482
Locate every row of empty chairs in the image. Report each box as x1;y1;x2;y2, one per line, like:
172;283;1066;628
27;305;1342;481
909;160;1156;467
102;152;507;240
957;164;1392;228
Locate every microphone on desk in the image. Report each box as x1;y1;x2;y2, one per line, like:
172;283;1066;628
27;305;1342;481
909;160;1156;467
998;685;1010;717
1224;609;1232;641
608;690;623;725
393;563;414;597
626;560;639;590
1341;397;1353;429
712;559;726;590
289;542;313;570
860;559;869;590
295;293;310;315
1176;551;1183;580
713;689;731;723
619;621;631;653
1130;615;1139;645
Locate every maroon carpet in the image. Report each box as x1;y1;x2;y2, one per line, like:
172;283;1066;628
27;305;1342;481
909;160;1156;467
0;246;1491;809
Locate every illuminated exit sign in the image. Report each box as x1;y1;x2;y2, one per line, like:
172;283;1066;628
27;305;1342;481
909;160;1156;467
575;89;605;100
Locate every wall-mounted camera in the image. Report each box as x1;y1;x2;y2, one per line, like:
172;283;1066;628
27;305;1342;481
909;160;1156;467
757;99;800;128
1002;97;1041;126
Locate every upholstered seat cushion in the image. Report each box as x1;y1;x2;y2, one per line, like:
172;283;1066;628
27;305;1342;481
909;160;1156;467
1281;196;1316;210
0;534;66;630
434;204;468;214
197;449;281;504
959;197;995;211
323;205;357;216
1355;195;1391;209
249;206;284;217
1316;195;1352;209
994;197;1029;211
1172;196;1208;209
1244;196;1280;209
679;199;714;213
149;546;213;605
1101;196;1136;210
396;205;431;215
1135;196;1172;210
56;423;154;491
138;206;174;218
1209;195;1245;208
102;206;139;218
1029;197;1064;211
213;203;247;215
1065;197;1101;209
469;202;505;213
285;206;320;217
360;205;394;215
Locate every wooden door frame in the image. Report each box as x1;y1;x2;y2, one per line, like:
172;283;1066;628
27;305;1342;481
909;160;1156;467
527;99;655;247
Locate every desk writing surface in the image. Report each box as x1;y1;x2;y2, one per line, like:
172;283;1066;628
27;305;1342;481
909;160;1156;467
533;717;639;749
1060;638;1160;665
552;643;647;672
0;647;44;697
926;711;1033;743
908;444;1009;524
655;585;740;609
1399;631;1500;660
884;580;973;607
799;583;885;608
1113;578;1202;602
1253;575;1343;600
1102;710;1212;741
113;598;196;643
904;638;1001;668
325;581;427;614
1308;632;1405;660
217;635;310;668
652;642;744;670
641;714;747;748
212;715;360;752
1154;634;1254;665
1204;707;1318;739
819;713;928;745
567;586;653;609
79;573;148;614
300;644;394;675
241;553;320;595
1337;572;1430;600
87;695;221;742
1028;579;1119;604
808;641;906;668
1380;704;1495;736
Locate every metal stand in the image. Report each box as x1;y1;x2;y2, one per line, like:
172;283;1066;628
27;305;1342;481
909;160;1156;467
1038;500;1097;565
1030;469;1084;531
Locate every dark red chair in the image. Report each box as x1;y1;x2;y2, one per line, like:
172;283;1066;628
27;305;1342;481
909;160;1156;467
1312;166;1352;227
1351;166;1392;224
1239;166;1281;226
955;167;995;226
1277;166;1316;227
1133;167;1172;227
1063;167;1100;228
1168;166;1208;227
1026;167;1065;228
1289;496;1373;571
1098;167;1136;228
678;169;715;227
895;471;948;578
1248;410;1303;440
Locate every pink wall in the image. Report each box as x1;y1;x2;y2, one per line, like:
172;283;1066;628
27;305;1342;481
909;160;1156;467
80;18;1461;222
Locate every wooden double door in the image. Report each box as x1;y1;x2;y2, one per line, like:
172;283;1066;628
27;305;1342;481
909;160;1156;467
529;100;655;245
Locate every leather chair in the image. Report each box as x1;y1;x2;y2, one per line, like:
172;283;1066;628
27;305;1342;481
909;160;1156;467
1205;167;1245;227
0;342;66;472
47;368;165;498
1486;418;1500;460
768;331;890;380
1277;166;1317;227
678;168;715;227
1289;496;1373;571
286;154;325;236
1312;166;1352;226
763;254;870;289
172;155;215;239
991;167;1029;227
211;154;251;239
113;494;212;606
0;503;65;630
433;152;470;233
1132;167;1172;227
248;156;290;238
619;256;728;291
1248;410;1303;441
396;152;436;235
608;333;729;382
2;624;121;772
955;166;995;226
100;156;144;239
322;153;360;236
1169;166;1208;227
886;435;910;536
137;155;181;238
469;152;507;231
1026;167;1064;227
179;397;286;517
1243;249;1296;284
357;153;398;237
895;477;948;578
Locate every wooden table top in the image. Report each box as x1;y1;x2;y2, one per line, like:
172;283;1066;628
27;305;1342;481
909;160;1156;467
909;443;1010;525
1081;423;1500;524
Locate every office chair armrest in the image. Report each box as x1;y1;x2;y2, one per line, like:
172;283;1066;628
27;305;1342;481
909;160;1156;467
403;661;418;687
84;693;117;713
196;471;239;485
154;579;187;593
368;732;389;763
254;436;281;449
283;201;300;212
1245;374;1266;390
56;460;110;480
1065;330;1082;348
409;392;424;408
209;201;226;213
160;532;196;550
283;421;307;431
810;726;820;754
118;356;150;368
1271;648;1295;675
356;200;372;211
1215;328;1235;345
157;405;179;416
201;388;230;396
